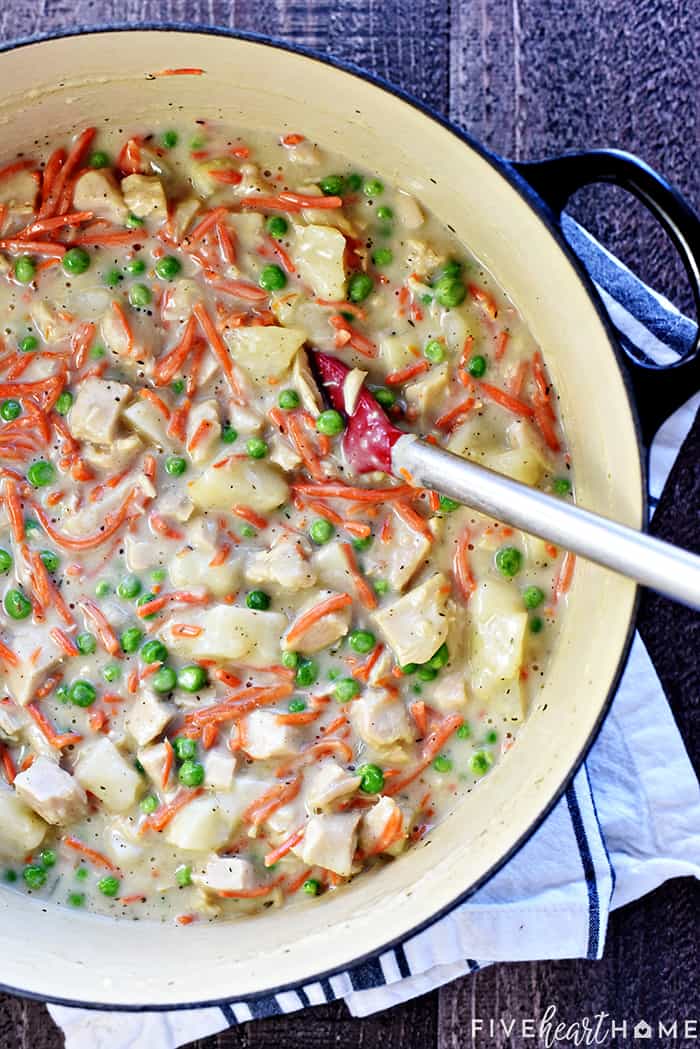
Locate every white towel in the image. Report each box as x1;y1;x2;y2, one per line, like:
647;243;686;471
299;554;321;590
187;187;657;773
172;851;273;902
50;219;700;1046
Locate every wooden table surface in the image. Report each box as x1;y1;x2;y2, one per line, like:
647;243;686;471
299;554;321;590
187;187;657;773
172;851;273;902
0;2;698;1047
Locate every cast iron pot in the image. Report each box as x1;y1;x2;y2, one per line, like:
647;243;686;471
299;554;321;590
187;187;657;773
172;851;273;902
0;25;698;1011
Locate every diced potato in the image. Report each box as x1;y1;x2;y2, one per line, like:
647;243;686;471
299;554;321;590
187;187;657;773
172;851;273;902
405;239;444;277
228;213;264;252
74;737;142;813
469;580;528;696
305;761;361;811
161;280;201;324
0;168;37;215
123;399;170;449
480;448;542;486
14;757;87;825
294;812;361;877
313;542;354;592
350;690;415;749
488;677;527;724
69;376;132;446
372;572;451;666
161;604;287;666
194;855;256;894
380;332;420;372
125;691;174;747
0;790;47;857
203;748;237;791
293;224;346;299
394;191;424;229
189;458;288;514
215;777;270;831
106;823;144;866
377;510;431;593
186;398;221;464
73;169;127;224
121;173;167;219
431;670;469;713
164;796;230;851
4;628;62;706
82;434;142;472
124;533;171;573
245;535;316;591
224;326;306;386
268;434;302;472
189;157;241;198
241;710;305;760
0;702;27;741
404;363;448;419
283;589;351;655
359;795;407;856
169;547;240;598
31;300;74;342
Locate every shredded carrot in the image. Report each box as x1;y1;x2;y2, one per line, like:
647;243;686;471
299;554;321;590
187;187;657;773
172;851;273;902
275;710;321;726
281;134;305;146
435;396;476;431
4;478;25;543
39;126;95;218
0;742;16;784
79;600;121;655
340;542;378;610
63;834;117;870
279;191;343;210
119;893;147;905
149;513;185;541
244;775;302;827
393;502;433;542
111;300;134;355
410;700;429;737
216;221;236;265
26;704;82;749
453;528;475;601
162;739;174;789
292;480;415;504
0;639;19;667
352;643;384;683
214;668;242;688
153;315;197;386
385;714;464;795
285;867;313;894
153;67;204;77
140;388;171;420
508;359;529;397
218;874;286;899
285;592;353;645
264;825;306;868
176;913;196;925
193;301;245;401
328;315;378;357
136;589;208;619
494;330;510;360
140;787;204;834
553;551;576;602
231;505;268;530
475;380;535;419
0;158;35;182
49;627;79;657
385;359;430;385
185;683;294;730
171;624;203;638
88;708;108;733
208;169;242;185
468;283;498;319
20;210;93;238
545;542;558;559
188;206;229;244
366;806;404;856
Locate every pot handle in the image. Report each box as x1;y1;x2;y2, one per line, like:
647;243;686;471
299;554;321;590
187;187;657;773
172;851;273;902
513;149;700;443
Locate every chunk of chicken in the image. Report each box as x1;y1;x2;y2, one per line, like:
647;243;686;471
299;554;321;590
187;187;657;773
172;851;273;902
165;796;230;851
203;747;237;790
405;239;444;276
359;795;407;856
162;604;287;667
404;363;448;420
137;742;175;790
82;434;142;472
121;173;167;219
3;628;62;706
186;398;221;464
194;855;256;895
0;790;47;857
245;534;317;591
161;280;201;324
305;761;361;812
293;224;347;300
241;710;305;760
125;690;174;747
124;533;172;573
394;191;424;230
73;169;127;225
14;756;87;825
268;434;302;473
31;300;74;342
372;572;451;666
294;812;361;877
224;326;307;386
469;580;528;697
169;547;240;599
350;689;415;749
431;670;469;713
0;702;27;741
171;196;201;240
69;376;132;446
123;399;171;449
283;589;351;655
292;349;323;417
73;737;142;813
313;542;354;592
228;213;265;253
0;168;38;217
371;510;431;593
157;486;195;523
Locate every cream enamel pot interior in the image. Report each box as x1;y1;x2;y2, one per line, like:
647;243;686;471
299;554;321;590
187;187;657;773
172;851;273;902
0;27;697;1011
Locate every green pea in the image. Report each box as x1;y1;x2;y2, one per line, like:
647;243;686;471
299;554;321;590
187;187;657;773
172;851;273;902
0;549;12;574
302;878;321;896
316;409;345;436
266;215;288;238
69;680;96;707
246;437;268;459
103;663;121;683
62;247;91;276
495;546;523;579
125;214;145;229
104;267;123;287
456;723;471;739
175;865;192;887
165;455;187;476
347;272;373;303
55;391;73;416
0;399;21;421
295;658;318;687
281;650;299;669
246;589;270;611
179;759;205;787
95;580;111;598
320;174;345;196
4;870;17;883
177;664;208;693
441;259;463;279
125;258;146;275
553;477;572;495
417;666;438;682
120;627;143;654
530;615;544;634
288;698;307;713
4;589;31;619
468;354;487;378
470;750;494;776
90;346;105;361
433;755;453;773
20;335;38;353
424;339;445;363
152;666;177;693
129;283;152;308
171;379;185;395
140;795;158;814
141;639;168;664
76;632;96;655
23;864;47;890
439;496;460;513
98;875;120;897
485;729;498;744
373;579;389;595
27;460;55;488
68;891;85;907
363;178;384;197
372;248;393;267
55;684;70;704
88;150;110;168
327;667;341;681
240;525;256;538
522;585;545;609
357;763;384;793
15;256;36;284
117;574;142;600
334;677;360;703
259;264;287;291
162;130;178;149
155;256;182;281
173;736;197;761
352;535;373;552
221;424;237;444
278;389;300;411
401;663;419;675
310;518;334;545
136;592;158;619
376;205;393;220
39;849;57;869
427;643;449;670
38;551;58;574
373;387;396;409
24;519;40;534
346;173;362;192
151;569;166;583
434;275;466;308
348;629;375;654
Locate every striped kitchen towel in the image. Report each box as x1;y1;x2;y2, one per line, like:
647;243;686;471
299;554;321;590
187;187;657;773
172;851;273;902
50;218;700;1046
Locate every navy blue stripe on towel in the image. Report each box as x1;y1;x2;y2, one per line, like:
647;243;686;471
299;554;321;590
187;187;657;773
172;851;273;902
565;782;600;959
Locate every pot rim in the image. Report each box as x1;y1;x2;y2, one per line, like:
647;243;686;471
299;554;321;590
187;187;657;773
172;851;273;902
0;22;644;1012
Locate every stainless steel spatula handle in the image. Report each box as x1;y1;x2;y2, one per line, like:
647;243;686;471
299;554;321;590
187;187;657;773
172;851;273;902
392;435;700;611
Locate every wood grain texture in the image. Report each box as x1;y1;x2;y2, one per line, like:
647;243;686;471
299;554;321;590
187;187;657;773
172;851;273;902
0;2;697;1047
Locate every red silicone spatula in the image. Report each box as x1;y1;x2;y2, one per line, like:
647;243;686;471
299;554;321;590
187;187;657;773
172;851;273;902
311;351;700;610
